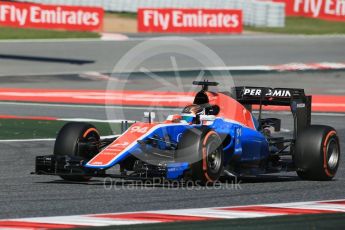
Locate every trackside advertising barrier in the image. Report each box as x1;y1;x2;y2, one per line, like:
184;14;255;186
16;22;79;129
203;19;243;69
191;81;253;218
273;0;345;21
138;8;243;33
0;1;103;31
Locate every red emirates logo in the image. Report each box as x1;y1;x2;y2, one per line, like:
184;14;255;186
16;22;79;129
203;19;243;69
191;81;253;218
138;8;242;33
0;1;103;31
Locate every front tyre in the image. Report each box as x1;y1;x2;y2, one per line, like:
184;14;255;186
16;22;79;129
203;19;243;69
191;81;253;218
295;125;340;181
54;122;100;181
176;128;224;185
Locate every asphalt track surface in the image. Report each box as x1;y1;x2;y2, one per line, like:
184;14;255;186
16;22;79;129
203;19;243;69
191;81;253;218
0;115;344;219
0;35;345;76
0;35;344;220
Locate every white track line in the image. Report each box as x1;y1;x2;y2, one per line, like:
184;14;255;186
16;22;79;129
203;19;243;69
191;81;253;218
18;216;156;226
0;101;180;111
58;118;136;123
268;203;345;212
119;61;345;72
0;135;119;143
0;138;55;143
150;208;278;219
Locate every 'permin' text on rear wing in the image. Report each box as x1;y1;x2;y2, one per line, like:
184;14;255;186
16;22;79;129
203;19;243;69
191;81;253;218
242;87;292;98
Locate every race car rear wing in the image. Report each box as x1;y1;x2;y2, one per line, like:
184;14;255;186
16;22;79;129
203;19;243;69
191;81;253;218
233;87;312;137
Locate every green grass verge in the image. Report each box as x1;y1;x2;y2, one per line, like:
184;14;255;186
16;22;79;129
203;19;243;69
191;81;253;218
0;119;128;139
0;26;100;39
106;12;137;19
246;16;345;35
79;213;345;230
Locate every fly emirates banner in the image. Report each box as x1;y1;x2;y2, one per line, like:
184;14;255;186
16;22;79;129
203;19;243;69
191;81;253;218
273;0;345;21
138;8;243;33
0;1;103;31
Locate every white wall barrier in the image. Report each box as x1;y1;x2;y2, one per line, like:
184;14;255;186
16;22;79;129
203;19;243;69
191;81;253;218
17;0;285;27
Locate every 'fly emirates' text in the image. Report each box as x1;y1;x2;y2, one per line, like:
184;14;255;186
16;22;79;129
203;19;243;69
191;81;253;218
0;4;100;26
143;10;240;30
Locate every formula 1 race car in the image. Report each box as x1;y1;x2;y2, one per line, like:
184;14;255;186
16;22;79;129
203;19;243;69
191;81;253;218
34;81;341;183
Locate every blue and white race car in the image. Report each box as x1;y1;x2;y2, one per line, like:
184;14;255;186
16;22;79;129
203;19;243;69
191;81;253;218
35;81;341;183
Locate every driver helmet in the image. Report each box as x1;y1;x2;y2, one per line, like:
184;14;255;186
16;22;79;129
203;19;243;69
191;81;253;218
181;104;204;123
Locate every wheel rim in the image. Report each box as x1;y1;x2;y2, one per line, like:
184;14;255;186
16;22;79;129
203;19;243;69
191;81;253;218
206;140;222;174
326;138;339;170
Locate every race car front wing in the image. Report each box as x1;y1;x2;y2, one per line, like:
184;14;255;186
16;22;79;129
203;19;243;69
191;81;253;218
34;154;189;180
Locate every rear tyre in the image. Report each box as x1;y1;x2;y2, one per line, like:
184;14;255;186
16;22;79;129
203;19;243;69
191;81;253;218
294;125;340;181
176;127;224;185
54;122;100;181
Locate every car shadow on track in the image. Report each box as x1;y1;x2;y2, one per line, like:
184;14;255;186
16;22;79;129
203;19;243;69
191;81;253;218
35;175;301;188
237;175;300;183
